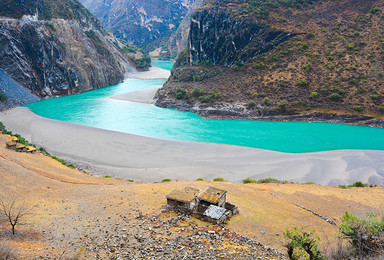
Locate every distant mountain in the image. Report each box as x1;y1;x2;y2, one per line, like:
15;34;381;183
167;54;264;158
156;0;384;124
79;0;202;54
0;0;147;108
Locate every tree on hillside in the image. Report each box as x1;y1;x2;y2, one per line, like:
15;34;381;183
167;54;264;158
0;195;29;235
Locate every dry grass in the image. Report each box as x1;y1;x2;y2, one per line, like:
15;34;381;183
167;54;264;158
0;134;383;257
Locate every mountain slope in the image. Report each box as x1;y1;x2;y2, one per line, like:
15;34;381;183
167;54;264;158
79;0;201;53
156;0;384;124
0;0;141;103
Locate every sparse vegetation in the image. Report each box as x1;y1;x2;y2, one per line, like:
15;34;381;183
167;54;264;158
339;211;384;258
242;178;257;184
246;101;256;108
213;177;225;182
162;0;384;119
339;181;369;189
51;156;75;169
330;93;341;101
0;240;16;260
257;178;287;184
0;92;7;102
284;228;324;260
0;196;30;235
162;179;171;182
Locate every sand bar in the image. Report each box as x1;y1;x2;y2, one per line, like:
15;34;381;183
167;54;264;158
110;88;158;104
126;66;170;79
1;107;384;185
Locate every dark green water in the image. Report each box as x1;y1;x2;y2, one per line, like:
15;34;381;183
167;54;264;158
24;61;384;153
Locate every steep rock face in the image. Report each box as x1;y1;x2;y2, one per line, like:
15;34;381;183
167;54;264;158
155;0;206;59
79;0;198;49
156;0;384;122
188;7;294;66
0;0;133;99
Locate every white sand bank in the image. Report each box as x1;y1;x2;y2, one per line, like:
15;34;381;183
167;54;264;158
110;88;158;104
1;107;384;185
126;66;170;79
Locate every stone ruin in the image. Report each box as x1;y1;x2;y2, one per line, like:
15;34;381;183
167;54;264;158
165;186;239;224
5;135;36;153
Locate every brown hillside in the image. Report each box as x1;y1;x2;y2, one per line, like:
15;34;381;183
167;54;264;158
157;0;384;121
0;133;383;258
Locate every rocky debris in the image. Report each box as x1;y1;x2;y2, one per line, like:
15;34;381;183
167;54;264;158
292;203;336;226
69;213;285;259
156;99;384;128
0;68;39;110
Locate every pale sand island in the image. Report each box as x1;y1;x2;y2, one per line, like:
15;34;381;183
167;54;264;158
1;66;384;186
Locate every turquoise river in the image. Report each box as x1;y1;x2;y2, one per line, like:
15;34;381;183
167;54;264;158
25;60;384;153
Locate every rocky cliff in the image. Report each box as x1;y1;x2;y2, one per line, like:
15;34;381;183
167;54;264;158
153;0;206;60
156;0;384;123
0;0;137;103
79;0;202;55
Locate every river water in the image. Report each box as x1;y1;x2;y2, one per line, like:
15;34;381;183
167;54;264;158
24;60;384;153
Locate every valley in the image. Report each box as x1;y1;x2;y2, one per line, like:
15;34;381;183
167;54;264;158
0;0;384;259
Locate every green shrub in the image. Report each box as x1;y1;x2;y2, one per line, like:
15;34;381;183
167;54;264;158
338;89;345;96
162;178;171;182
339;211;384;257
243;178;257;184
339;185;347;189
254;63;264;69
371;94;378;101
257;178;286;183
302;43;309;49
330;93;341;101
369;7;380;14
246;101;256;108
259;92;266;98
297;80;308;87
310;92;318;98
199;96;210;103
251;92;259;98
263;97;270;105
0;92;7;102
196;178;204;181
279;100;288;110
284;228;324;260
214;92;222;99
192;87;200;97
38;147;50;155
176;92;183;99
348;181;368;187
104;175;112;178
213;177;224;182
353;106;363;112
128;179;134;182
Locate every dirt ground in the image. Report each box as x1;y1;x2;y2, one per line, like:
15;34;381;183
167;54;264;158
0;134;383;259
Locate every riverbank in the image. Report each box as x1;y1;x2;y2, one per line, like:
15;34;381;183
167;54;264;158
1;107;384;185
1;136;383;258
155;99;384;128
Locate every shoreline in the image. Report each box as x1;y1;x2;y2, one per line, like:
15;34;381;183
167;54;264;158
0;107;384;185
155;100;384;128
